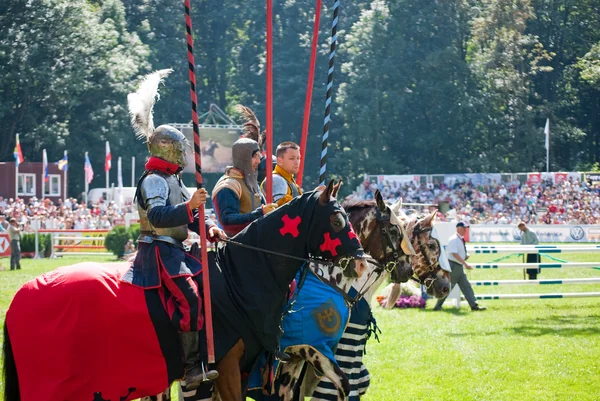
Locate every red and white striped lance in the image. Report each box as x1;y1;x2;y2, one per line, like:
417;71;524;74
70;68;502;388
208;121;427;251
183;0;215;364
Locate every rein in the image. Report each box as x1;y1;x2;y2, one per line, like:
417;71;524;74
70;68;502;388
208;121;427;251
222;237;353;270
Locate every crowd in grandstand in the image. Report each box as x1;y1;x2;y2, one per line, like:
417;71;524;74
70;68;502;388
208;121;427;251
0;196;135;232
353;176;600;225
1;175;598;231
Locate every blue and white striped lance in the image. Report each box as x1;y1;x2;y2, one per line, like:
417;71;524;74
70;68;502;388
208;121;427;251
319;0;339;185
473;278;600;286
472;262;600;269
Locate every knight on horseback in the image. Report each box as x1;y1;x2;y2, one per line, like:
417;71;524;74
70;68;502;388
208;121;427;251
125;69;224;390
211;106;278;237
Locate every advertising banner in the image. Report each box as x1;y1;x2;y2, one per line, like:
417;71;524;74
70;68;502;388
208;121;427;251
376;175;420;187
527;173;542;186
0;233;10;257
469;225;600;243
55;230;109;253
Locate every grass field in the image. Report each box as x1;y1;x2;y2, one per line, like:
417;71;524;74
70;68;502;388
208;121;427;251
0;251;599;401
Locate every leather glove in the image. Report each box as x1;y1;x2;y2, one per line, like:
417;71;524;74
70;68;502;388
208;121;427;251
262;203;278;215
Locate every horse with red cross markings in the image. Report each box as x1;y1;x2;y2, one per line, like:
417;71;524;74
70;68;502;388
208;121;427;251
3;181;368;401
236;189;446;401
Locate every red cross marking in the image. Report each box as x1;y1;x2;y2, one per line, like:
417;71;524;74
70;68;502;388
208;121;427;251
280;215;302;238
320;232;342;257
348;223;358;242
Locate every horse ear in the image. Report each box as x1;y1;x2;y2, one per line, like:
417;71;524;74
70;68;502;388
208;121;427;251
332;180;343;198
421;210;438;227
391;198;403;214
374;190;386;212
391;209;416;256
319;180;335;205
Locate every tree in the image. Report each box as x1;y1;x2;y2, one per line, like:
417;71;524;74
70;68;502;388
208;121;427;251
0;0;150;196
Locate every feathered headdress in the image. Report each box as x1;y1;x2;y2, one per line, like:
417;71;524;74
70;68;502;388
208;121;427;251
236;105;266;149
127;69;173;142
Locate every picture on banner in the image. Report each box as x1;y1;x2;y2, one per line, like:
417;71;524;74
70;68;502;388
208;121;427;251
180;126;240;173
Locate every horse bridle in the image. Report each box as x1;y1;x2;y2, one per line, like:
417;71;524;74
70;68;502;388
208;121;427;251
366;208;403;274
408;223;442;290
348;207;410;304
312;209;407;306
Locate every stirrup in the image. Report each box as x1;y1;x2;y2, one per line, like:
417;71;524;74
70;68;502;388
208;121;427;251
275;350;290;362
201;362;219;381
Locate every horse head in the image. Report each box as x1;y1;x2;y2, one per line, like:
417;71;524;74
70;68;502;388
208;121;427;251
308;180;368;281
342;191;415;285
400;209;451;298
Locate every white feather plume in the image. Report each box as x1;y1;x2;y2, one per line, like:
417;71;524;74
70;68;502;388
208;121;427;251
127;69;173;141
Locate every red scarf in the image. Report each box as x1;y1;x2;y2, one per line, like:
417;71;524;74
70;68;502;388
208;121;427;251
145;156;182;175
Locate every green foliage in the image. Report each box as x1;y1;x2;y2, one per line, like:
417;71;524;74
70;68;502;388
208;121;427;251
18;234;36;253
127;223;140;243
42;234;53;258
104;226;130;258
1;0;599;196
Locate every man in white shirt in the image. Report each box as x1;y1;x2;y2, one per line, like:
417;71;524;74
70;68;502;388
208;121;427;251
433;222;486;311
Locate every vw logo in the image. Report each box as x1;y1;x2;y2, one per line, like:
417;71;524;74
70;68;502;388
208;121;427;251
0;237;8;253
570;226;585;241
512;228;522;241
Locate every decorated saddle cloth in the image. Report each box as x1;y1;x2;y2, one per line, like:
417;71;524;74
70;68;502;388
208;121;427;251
248;267;350;390
6;262;183;401
312;297;373;401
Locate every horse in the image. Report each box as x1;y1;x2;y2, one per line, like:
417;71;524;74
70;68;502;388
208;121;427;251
148;190;449;401
201;139;219;158
303;195;451;401
237;190;445;401
2;181;367;401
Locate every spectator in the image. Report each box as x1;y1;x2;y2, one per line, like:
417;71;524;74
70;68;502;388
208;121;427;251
123;239;135;259
7;218;22;270
518;221;541;280
432;222;486;311
0;214;8;231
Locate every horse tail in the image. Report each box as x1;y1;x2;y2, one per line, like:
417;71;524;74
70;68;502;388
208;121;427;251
3;320;21;401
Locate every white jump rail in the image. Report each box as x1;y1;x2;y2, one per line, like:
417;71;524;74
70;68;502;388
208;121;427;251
474;292;600;300
469;247;600;254
443;244;600;308
473;278;600;286
472;262;600;269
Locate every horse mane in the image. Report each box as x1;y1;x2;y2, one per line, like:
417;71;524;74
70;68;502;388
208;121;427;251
342;199;376;212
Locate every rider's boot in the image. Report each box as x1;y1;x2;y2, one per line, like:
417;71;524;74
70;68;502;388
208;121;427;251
180;331;219;390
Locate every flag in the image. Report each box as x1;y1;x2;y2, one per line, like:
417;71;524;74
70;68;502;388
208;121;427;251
57;150;68;171
85;152;94;184
42;149;49;183
14;134;24;167
117;157;123;205
544;118;550;151
105;141;112;172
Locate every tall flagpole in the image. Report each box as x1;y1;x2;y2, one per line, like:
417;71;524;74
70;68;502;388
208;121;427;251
14;133;22;199
15;164;19;199
131;156;136;186
42;149;47;200
84;152;89;205
545;118;550;173
105;141;110;192
64;150;68;200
